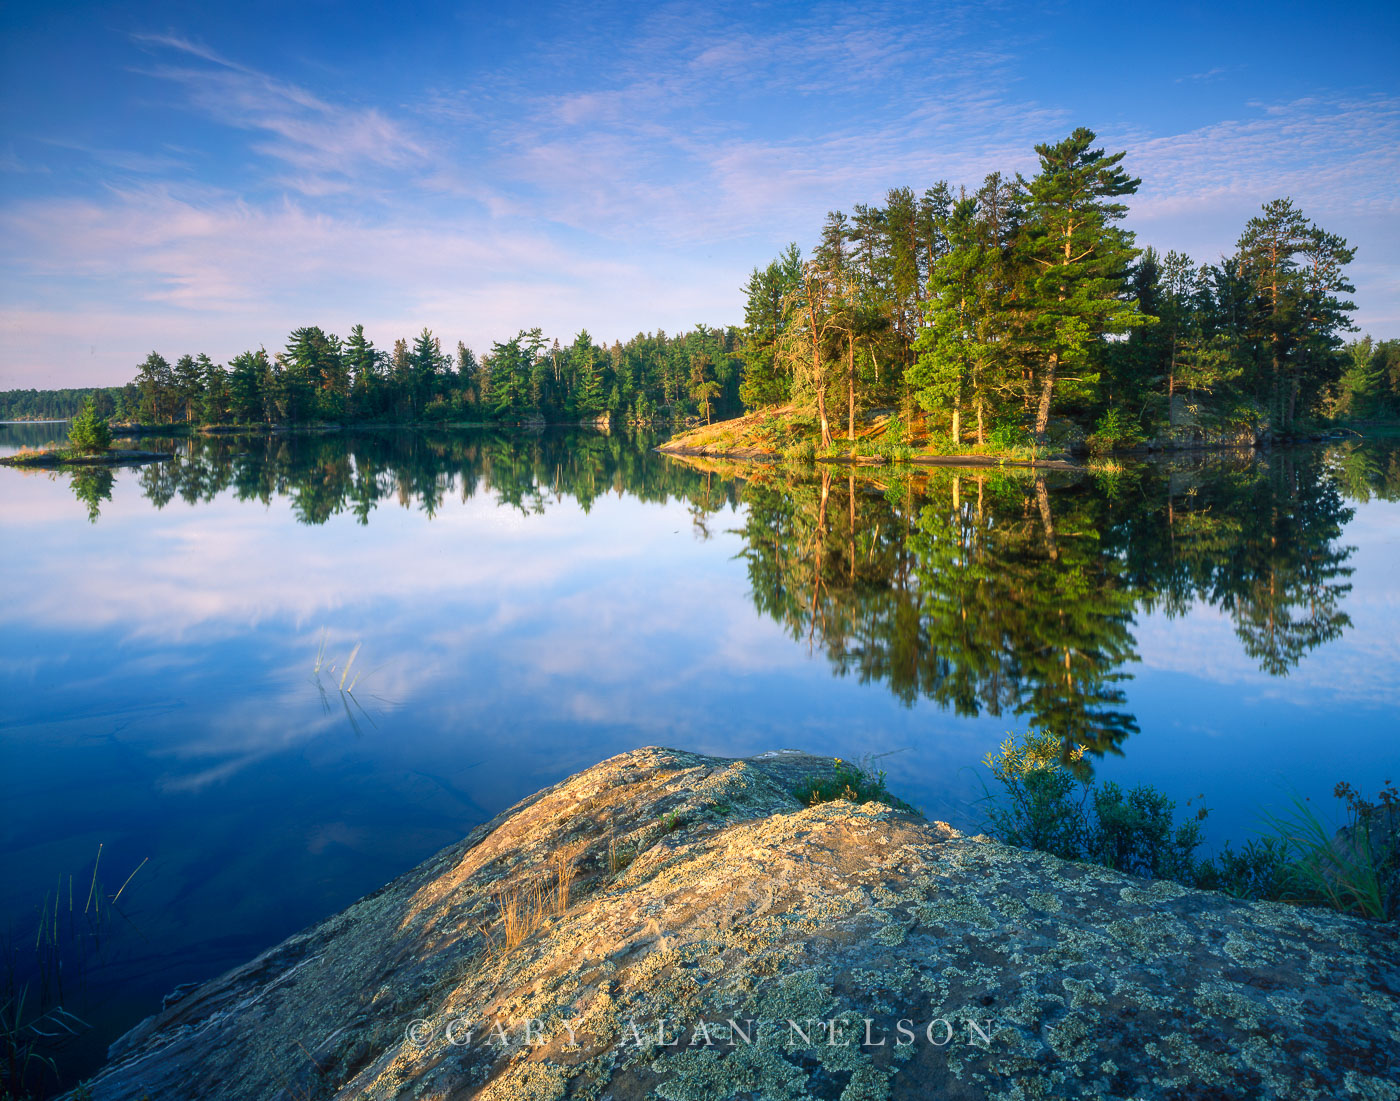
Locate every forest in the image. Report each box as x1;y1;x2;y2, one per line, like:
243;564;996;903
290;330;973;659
739;128;1394;449
4;128;1398;443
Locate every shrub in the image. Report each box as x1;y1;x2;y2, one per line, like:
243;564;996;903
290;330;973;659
986;423;1032;452
1194;838;1293;900
793;757;915;812
1086;407;1146;454
68;396;112;453
783;439;816;463
1088;780;1204;881
983;731;1203;878
983;732;1398;920
1261;781;1399;920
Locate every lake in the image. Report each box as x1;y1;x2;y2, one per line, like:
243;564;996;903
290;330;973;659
1;423;1397;1087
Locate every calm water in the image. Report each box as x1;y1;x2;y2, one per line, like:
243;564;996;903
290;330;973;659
2;424;1398;1086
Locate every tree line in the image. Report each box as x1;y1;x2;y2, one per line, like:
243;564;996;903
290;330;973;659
86;324;745;428
7;126;1398;439
737;127;1395;447
0;387;124;421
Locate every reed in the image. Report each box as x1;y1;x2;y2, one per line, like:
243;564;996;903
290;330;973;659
492;854;577;952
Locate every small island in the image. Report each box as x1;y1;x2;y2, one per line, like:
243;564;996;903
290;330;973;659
0;396;171;469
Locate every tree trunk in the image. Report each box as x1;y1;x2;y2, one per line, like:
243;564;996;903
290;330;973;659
1035;477;1059;562
1035;353;1058;442
847;333;856;441
951;400;961;447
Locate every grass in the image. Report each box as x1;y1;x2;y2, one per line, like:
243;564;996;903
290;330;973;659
792;757;917;813
1258;782;1398;920
311;631;391;736
492;852;577;952
3;845;145;1099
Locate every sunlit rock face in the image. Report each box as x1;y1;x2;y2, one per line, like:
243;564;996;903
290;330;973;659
75;748;1397;1101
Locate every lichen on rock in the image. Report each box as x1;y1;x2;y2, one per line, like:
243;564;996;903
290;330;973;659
70;747;1400;1100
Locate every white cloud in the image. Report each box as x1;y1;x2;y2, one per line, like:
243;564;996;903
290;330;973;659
2;13;1398;388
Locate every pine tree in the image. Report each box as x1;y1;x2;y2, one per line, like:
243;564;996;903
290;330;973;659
739;244;803;407
1022;128;1148;442
228;350;266;423
68;394;111;452
172;353;204;423
135;352;172;422
199;354;228;423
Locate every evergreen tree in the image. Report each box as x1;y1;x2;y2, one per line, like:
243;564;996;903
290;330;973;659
135;351;172;422
228;350;266;423
739;244;803;407
199;354;228;423
67;394;112;452
1020;128;1148;442
172;353;205;423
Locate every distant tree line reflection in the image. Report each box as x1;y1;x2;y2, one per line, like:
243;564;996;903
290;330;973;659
67;430;1397;760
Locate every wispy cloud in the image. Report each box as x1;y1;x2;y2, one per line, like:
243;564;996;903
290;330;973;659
2;5;1398;386
1175;66;1235;84
131;32;430;193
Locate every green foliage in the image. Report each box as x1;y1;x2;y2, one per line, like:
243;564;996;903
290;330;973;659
1086;407;1146;453
0;387;122;422
983;731;1203;879
782;438;816;463
793;758;899;809
1193;838;1293;901
1260;781;1399;921
986;423;1031;451
736;130;1357;448
66;396;111;453
982;732;1093;859
984;733;1397;920
1088;780;1204;881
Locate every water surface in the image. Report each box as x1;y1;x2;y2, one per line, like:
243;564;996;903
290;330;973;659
1;426;1397;1086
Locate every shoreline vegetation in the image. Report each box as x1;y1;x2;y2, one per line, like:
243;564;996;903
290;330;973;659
0;447;171;469
3;128;1397;462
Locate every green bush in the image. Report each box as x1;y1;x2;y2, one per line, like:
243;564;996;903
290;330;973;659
783;439;816;463
68;396;112;452
793;758;915;813
983;732;1398;920
1194;838;1293;901
1086;407;1147;454
983;731;1203;880
987;423;1032;452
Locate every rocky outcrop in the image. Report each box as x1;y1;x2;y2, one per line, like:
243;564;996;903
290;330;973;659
72;748;1399;1101
1149;395;1265;450
0;448;171;468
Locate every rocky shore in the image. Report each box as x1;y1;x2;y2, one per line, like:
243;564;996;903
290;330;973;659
0;448;171;468
70;748;1399;1100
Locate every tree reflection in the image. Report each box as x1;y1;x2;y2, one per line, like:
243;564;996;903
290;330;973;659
68;466;114;522
731;446;1369;763
92;428;1380;763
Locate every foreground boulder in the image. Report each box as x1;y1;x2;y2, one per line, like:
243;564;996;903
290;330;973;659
75;748;1399;1100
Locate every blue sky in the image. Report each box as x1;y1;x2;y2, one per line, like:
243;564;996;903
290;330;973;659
2;0;1397;388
